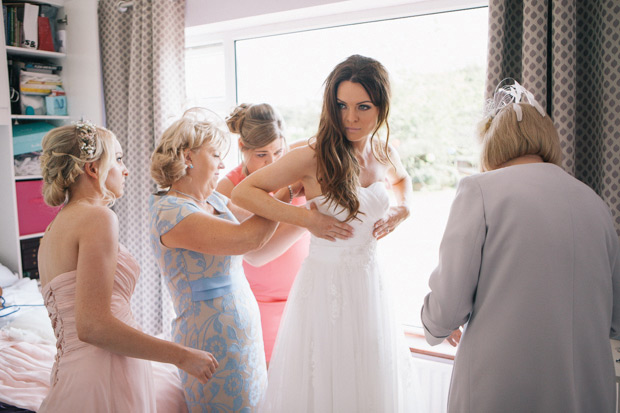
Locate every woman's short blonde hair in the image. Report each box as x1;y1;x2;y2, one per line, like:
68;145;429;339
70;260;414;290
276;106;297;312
151;108;229;189
40;123;118;206
477;103;562;171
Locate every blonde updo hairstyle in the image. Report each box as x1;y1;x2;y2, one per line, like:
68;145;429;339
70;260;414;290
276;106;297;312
226;103;287;175
151;107;229;189
477;102;562;172
40;124;118;207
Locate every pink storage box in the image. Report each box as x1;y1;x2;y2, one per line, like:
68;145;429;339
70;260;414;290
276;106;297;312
16;180;61;236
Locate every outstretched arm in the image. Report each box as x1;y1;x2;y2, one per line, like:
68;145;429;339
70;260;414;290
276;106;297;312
243;220;307;266
232;146;353;241
373;144;413;239
74;206;218;383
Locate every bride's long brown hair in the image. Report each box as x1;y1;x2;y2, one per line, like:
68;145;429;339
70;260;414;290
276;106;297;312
313;55;392;222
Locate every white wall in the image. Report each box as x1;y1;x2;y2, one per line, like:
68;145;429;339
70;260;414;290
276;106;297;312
185;0;343;27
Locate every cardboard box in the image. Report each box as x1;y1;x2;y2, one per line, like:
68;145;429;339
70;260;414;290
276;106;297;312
12;122;55;155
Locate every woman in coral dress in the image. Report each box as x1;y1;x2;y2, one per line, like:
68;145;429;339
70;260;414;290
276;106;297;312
37;121;218;412
216;103;310;363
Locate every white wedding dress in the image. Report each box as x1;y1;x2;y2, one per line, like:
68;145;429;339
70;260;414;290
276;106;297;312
259;182;425;412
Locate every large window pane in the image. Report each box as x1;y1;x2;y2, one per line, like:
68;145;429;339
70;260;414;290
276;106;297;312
185;43;226;108
235;7;488;329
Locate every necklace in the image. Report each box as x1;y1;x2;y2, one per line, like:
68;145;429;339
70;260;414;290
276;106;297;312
170;189;208;204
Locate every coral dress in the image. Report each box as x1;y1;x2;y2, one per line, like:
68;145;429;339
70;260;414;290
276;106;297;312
226;164;310;361
38;244;156;412
260;182;424;412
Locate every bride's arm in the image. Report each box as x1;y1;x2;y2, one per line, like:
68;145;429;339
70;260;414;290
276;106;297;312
373;143;413;240
232;147;354;241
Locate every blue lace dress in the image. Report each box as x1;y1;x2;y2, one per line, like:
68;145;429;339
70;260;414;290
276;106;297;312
149;192;267;413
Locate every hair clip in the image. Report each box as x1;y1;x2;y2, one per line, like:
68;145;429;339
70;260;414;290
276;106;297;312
72;120;97;159
484;78;546;122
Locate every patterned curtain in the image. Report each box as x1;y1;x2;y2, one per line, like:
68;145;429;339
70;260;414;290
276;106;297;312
486;0;620;233
98;0;186;335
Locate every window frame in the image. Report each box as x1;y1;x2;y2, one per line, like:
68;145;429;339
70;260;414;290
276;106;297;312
185;0;488;360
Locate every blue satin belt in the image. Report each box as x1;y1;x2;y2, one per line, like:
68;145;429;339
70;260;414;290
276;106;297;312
189;270;244;301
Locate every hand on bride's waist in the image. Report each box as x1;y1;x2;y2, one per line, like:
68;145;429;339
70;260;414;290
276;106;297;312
305;202;354;242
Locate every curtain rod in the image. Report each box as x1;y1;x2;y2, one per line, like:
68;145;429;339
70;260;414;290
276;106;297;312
117;0;177;12
117;1;133;12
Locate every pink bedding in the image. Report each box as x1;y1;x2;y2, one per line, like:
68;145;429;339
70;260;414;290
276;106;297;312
0;331;188;412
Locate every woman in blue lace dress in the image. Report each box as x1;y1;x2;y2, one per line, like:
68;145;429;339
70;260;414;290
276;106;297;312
148;109;350;412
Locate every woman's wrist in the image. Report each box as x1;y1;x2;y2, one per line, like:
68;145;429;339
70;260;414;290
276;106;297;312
274;186;293;203
287;185;294;203
395;204;411;223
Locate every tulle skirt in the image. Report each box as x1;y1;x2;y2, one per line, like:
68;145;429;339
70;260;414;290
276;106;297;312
259;242;425;413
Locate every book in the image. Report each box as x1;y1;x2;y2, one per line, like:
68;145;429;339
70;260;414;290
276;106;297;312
4;3;25;47
3;6;7;46
24;62;62;73
37;16;54;51
39;5;58;52
22;3;38;49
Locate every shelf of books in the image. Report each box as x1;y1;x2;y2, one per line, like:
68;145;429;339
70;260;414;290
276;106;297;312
6;45;64;58
1;0;68;279
0;0;101;279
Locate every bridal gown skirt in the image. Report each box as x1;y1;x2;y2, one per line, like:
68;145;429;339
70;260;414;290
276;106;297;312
259;241;425;413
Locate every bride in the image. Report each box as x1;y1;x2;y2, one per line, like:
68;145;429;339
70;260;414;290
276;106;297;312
232;54;427;412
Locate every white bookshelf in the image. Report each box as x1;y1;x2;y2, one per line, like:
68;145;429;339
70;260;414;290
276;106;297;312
0;0;103;277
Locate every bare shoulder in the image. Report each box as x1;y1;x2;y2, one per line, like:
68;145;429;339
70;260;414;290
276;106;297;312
39;203;117;284
377;139;399;158
289;138;310;149
289;143;315;155
67;203;118;241
78;203;117;226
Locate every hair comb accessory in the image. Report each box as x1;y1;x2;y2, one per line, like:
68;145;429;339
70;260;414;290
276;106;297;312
484;78;546;122
72;119;97;159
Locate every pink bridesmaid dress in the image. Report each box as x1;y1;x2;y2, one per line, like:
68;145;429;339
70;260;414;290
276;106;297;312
38;244;156;412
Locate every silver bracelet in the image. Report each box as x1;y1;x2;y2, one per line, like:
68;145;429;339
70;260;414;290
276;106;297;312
287;185;294;203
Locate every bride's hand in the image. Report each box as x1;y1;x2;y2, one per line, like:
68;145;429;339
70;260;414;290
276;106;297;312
373;205;410;240
307;203;354;241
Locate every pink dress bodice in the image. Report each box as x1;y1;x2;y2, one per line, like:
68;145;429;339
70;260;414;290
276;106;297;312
38;244;156;412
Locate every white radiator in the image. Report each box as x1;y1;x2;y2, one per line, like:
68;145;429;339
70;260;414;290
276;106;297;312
411;355;453;413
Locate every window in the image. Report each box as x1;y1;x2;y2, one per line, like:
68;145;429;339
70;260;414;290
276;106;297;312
186;2;488;355
185;43;226;110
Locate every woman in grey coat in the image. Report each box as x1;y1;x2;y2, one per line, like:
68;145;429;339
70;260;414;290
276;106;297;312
421;80;620;413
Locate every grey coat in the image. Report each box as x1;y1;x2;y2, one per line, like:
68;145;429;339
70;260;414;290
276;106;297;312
422;162;620;413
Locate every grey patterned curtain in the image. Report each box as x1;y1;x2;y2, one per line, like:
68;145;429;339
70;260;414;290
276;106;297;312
486;0;620;233
98;0;186;335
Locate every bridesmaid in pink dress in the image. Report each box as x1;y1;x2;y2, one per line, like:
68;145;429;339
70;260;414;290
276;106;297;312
216;103;310;363
36;121;218;412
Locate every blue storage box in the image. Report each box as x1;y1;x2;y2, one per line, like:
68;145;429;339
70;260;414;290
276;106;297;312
45;95;68;116
13;122;55;155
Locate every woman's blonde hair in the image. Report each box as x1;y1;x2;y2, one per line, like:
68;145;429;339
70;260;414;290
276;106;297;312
226;103;287;175
314;54;392;222
477;102;562;171
40;123;118;206
151;107;229;189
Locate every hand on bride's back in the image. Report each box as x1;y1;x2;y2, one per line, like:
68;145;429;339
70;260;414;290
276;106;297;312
307;203;354;241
